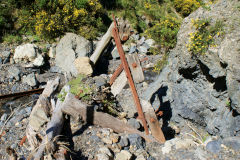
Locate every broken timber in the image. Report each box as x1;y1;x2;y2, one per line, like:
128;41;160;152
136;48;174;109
126;53;144;83
141;100;166;143
62;93;156;142
112;15;149;135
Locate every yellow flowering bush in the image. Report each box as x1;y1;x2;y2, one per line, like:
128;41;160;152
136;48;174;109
186;18;224;55
144;17;181;51
10;0;106;40
174;0;201;17
33;0;106;39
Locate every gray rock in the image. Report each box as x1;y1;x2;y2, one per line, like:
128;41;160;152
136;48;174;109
138;46;148;55
8;66;21;81
127;118;141;129
115;150;132;160
132;34;140;41
142;0;240;138
11;84;18;93
3;57;9;64
33;54;44;67
11;143;17;150
135;154;145;160
25;107;32;115
50;66;62;73
14;43;38;63
194;147;210;160
18;109;27;116
96;153;110;160
94;76;107;88
90;135;101;143
222;137;240;151
22;73;37;87
48;46;56;58
0;57;2;64
142;42;150;50
119;136;129;147
129;45;136;54
46;43;51;49
206;140;221;154
55;33;92;77
128;134;145;149
1;113;8;122
145;39;155;47
111;47;120;59
138;36;145;45
98;147;112;158
2;51;11;58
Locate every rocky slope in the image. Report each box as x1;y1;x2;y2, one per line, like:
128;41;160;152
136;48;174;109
144;0;240;138
0;0;240;160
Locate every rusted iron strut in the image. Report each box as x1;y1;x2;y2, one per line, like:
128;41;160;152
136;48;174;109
0;88;44;100
112;15;149;135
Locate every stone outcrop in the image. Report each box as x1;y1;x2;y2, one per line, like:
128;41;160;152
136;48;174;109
143;0;240;138
55;33;93;77
14;43;44;66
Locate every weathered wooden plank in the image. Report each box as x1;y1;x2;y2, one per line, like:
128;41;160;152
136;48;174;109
111;71;128;96
126;53;144;83
61;93;156;142
141;99;166;143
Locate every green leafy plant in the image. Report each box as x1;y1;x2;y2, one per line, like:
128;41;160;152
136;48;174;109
187;18;224;55
226;99;231;108
68;74;92;101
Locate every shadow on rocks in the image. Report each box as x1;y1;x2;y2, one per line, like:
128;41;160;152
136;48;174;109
150;86;175;140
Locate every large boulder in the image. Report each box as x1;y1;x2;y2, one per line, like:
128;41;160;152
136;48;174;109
55;33;93;76
14;43;44;66
142;0;240;138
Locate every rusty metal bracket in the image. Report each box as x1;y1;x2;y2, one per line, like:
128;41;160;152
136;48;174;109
112;15;149;135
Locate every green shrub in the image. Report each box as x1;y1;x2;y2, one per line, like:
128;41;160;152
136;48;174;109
187;18;224;55
144;16;181;51
173;0;201;17
2;34;22;44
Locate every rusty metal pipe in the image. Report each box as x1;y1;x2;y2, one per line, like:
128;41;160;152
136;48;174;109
112;17;149;135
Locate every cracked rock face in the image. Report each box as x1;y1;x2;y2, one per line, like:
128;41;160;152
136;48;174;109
144;0;240;138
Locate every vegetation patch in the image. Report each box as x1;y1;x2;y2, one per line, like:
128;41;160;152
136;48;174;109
187;18;224;55
153;53;169;73
173;0;201;17
68;74;93;102
144;16;181;52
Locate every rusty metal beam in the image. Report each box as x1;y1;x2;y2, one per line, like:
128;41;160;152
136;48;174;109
112;15;149;135
0;88;44;100
109;63;123;85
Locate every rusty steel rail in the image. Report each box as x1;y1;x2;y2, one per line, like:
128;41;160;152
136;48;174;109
0;88;44;100
112;15;149;135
